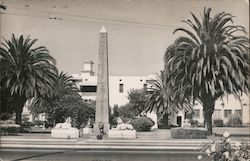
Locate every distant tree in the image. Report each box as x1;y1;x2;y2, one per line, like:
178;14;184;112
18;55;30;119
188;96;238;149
0;35;57;125
164;8;249;134
53;94;95;128
127;89;148;116
118;103;134;119
113;105;119;117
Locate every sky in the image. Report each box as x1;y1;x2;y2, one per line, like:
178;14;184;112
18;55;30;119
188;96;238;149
0;0;249;76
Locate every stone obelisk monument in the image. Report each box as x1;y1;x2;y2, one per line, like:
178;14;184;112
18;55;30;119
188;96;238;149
94;26;110;134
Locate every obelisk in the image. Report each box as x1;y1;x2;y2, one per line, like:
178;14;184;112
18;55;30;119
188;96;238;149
94;26;110;134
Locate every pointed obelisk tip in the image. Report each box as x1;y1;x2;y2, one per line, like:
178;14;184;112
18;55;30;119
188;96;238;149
100;25;107;33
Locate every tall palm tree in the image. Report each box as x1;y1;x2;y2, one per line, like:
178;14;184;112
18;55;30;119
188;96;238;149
0;34;58;125
146;71;192;128
164;8;249;134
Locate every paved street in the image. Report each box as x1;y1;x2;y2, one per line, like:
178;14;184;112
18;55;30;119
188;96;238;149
0;149;209;161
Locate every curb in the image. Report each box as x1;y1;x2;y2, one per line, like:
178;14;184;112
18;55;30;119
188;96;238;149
0;144;201;152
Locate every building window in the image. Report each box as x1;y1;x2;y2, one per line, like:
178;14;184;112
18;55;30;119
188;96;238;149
224;110;232;118
143;84;147;91
234;110;242;117
213;109;222;119
193;109;200;118
119;84;124;93
80;85;97;92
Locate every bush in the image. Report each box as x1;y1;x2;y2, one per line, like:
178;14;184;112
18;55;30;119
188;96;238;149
227;114;242;127
213;119;224;127
120;116;131;123
0;113;11;120
131;116;155;132
198;132;249;161
110;117;118;127
0;120;21;135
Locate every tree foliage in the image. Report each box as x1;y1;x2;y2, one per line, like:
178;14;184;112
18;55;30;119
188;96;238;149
164;8;249;134
146;71;192;114
52;94;95;128
30;71;83;126
30;71;78;114
146;71;192;128
118;103;135;119
127;89;148;116
0;34;57;125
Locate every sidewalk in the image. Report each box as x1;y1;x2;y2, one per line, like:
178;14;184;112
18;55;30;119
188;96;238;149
1;128;249;152
213;127;250;136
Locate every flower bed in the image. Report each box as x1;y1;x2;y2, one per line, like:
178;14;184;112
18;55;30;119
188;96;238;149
171;127;208;139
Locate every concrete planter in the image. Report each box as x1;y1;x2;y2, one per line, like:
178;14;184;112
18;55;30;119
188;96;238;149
171;127;208;139
96;134;103;140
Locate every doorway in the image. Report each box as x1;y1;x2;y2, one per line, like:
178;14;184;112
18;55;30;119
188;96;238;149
177;116;182;127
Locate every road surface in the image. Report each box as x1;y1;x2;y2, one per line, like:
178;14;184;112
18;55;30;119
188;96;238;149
0;149;209;161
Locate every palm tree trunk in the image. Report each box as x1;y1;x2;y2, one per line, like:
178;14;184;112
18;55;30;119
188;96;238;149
162;113;169;129
203;99;215;135
14;95;25;125
15;107;22;125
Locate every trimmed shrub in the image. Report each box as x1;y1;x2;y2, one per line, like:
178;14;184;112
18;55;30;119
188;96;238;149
0;120;21;135
171;127;208;139
213;119;224;127
131;116;155;132
227;114;242;127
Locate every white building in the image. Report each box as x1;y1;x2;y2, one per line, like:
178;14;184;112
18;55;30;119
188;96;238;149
72;61;158;128
72;61;249;127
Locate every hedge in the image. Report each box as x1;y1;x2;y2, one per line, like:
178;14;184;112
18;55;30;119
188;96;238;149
0;120;21;135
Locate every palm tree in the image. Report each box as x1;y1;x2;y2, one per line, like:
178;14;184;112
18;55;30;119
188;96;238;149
164;8;249;134
0;34;58;125
30;71;78;125
56;72;78;98
146;71;192;128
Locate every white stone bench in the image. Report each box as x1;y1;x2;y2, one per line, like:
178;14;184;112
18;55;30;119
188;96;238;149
108;129;136;139
51;128;79;139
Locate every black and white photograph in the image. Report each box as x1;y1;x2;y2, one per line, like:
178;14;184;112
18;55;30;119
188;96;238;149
0;0;249;161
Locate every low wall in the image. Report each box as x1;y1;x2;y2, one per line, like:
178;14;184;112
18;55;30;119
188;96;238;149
108;129;136;139
51;128;79;139
171;127;208;139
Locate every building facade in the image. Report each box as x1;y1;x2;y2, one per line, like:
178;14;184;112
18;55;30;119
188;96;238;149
72;61;250;128
72;61;158;128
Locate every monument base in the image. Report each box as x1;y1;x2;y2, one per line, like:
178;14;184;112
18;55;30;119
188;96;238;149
51;128;79;139
108;129;136;139
93;123;110;134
